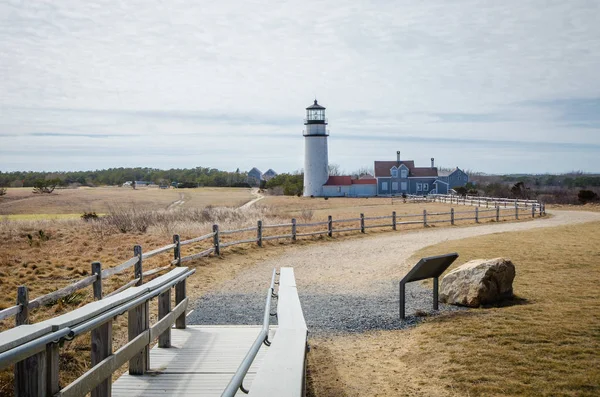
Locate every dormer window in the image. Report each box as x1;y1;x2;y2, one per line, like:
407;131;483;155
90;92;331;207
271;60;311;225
391;166;398;177
400;169;408;178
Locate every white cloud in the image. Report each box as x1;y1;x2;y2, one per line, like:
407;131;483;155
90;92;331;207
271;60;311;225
1;0;599;173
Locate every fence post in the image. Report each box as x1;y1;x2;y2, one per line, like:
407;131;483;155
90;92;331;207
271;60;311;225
496;206;500;222
475;207;479;223
515;203;519;220
128;300;149;374
158;288;171;348
291;218;297;241
360;213;365;233
213;224;220;255
173;234;181;266
257;220;263;247
532;205;535;218
134;245;143;286
423;210;427;227
451;208;455;225
175;279;187;329
15;286;47;397
392;211;397;231
91;262;112;397
328;215;333;237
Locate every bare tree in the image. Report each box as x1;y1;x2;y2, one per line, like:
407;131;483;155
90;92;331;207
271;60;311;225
350;166;374;179
328;164;343;176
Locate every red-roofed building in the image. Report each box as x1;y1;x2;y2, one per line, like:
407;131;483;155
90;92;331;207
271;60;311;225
322;175;377;197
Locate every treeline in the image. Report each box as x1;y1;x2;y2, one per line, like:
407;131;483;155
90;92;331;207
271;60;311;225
264;173;303;196
0;167;251;188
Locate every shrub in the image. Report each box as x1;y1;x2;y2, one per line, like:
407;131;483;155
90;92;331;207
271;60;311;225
0;187;6;196
32;179;60;194
81;212;99;221
300;209;314;222
578;190;598;204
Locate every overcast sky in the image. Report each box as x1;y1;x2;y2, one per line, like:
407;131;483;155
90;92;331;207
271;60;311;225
1;0;599;175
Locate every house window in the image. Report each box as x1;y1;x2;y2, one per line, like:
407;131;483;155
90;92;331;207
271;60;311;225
337;186;341;192
416;183;422;191
423;183;429;191
464;175;468;181
401;182;407;191
400;169;408;178
392;182;398;191
391;167;398;177
382;181;388;191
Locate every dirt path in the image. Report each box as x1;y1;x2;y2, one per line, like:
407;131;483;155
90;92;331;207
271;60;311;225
238;188;264;209
210;210;600;295
166;192;185;210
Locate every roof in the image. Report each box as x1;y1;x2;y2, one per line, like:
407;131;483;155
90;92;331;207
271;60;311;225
359;174;375;179
410;167;438;177
374;161;415;177
438;167;461;177
324;176;352;186
306;100;326;110
352;178;376;185
249;167;262;174
263;169;277;176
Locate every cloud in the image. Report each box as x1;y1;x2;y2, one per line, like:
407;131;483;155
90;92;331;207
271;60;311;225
1;0;599;173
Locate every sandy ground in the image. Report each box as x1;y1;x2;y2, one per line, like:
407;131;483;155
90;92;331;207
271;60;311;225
213;210;600;295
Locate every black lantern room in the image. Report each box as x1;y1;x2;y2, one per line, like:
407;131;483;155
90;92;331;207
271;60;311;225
305;100;327;124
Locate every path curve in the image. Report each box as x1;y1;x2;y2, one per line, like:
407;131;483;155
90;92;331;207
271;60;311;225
238;188;264;209
188;210;600;334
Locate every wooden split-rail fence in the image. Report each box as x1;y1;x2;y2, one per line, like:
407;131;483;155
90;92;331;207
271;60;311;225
400;194;545;212
0;199;546;396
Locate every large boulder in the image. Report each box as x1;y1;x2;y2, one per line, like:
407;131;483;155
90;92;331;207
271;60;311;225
439;258;515;307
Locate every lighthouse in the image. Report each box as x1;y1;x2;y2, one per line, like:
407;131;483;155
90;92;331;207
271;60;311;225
303;100;329;197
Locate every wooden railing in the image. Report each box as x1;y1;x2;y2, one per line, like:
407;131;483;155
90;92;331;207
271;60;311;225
0;266;194;397
405;193;545;211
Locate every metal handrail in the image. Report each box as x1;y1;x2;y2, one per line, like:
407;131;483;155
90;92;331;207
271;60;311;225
221;269;277;396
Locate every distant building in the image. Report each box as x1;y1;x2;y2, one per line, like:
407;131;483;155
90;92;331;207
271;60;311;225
322;175;377;197
374;152;468;195
247;167;262;187
262;169;278;181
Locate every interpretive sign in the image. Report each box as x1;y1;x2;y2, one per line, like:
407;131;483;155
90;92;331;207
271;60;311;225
399;253;459;319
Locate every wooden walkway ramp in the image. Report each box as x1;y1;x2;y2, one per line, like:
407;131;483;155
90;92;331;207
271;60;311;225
112;325;276;396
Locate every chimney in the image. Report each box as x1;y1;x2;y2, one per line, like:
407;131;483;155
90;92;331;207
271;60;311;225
397;151;401;164
431;158;435;168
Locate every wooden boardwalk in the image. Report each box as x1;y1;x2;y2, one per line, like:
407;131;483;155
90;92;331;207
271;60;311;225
113;325;275;397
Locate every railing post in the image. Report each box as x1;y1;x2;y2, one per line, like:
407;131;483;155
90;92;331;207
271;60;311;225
328;215;333;237
475;207;479;223
451;208;455;225
134;245;143;286
515;203;519;220
360;213;365;233
90;261;112;397
291;218;297;241
496;206;500;222
423;210;427;227
257;220;263;247
213;224;220;255
15;286;47;397
158;288;172;348
173;234;181;266
175;279;187;329
392;211;397;231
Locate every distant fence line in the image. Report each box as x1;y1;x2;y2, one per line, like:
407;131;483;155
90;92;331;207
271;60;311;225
0;200;545;325
398;194;545;211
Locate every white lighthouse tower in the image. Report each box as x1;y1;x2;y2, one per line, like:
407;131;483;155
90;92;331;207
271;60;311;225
303;100;329;197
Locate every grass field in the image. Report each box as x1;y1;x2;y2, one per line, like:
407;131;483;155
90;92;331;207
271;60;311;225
307;220;600;397
0;186;254;215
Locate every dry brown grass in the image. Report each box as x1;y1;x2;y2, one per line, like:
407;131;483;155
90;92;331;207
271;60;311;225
307;221;600;397
0;187;253;215
0;191;540;396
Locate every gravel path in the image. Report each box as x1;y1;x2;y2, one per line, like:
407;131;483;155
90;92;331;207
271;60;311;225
187;210;600;335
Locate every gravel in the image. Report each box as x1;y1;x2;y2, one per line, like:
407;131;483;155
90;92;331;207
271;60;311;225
187;281;464;336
